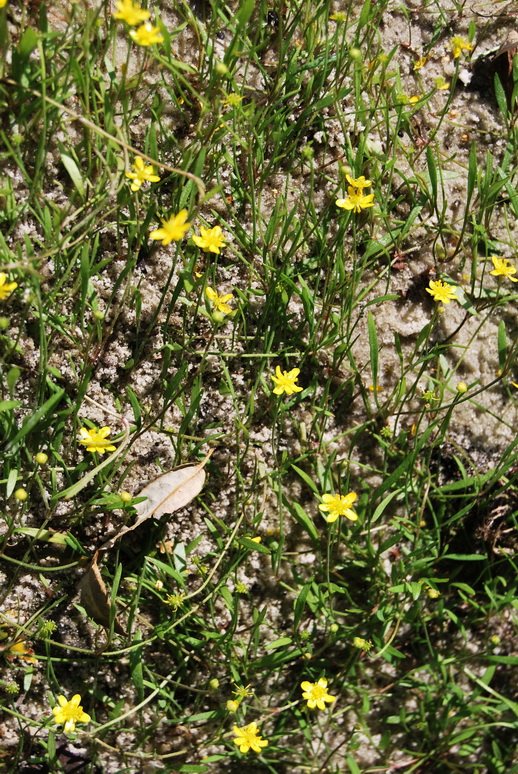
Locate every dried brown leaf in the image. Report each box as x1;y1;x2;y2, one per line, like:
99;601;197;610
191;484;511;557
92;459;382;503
77;551;125;635
99;451;212;552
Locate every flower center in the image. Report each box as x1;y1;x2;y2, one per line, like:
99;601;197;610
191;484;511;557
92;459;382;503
310;685;327;700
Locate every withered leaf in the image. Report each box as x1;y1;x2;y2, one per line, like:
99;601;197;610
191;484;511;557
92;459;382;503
77;551;125;635
99;451;212;552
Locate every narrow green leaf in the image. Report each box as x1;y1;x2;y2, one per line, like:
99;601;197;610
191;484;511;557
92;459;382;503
294;581;312;630
6;388;65;452
357;0;371;29
185;711;225;723
14;528;67;545
6;468;18;498
367;311;378;389
467;141;477;206
220;586;234;612
238;537;270;553
494;74;508;121
371;489;400;523
60;151;86;197
346;755;362;774
283;497;319;543
146;557;186;589
290;464;320;494
130;632;144;701
373;422;436;501
426;145;438;206
0;400;21;412
265;636;292;650
497;320;507;372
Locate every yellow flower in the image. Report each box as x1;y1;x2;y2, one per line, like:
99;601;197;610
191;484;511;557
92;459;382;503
51;694;91;733
434;76;450;90
223;93;243;107
329;11;346;21
78;426;117;454
232;722;268;753
149;210;191;245
193;225;226;254
353;637;372;651
271;366;303;396
206;286;234;314
336;187;375;213
125;157;160;192
8;640;36;664
0;273;18;300
226;700;239;712
129;22;164;46
345;174;372;189
318;492;358;523
165;592;185;610
414;56;427;70
490;256;518;282
300;677;337;710
112;0;149;25
450;35;473;59
0;0;8;7
426;279;458;303
232;683;253;700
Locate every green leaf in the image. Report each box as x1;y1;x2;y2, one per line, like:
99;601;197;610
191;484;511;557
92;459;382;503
185;711;225;723
238;537;270;553
294;581;313;630
497;320;507;372
371;489;401;523
367;311;378;389
14;528;67;545
146;557;186;589
6;388;65;452
284;498;319;543
467;141;477;207
12;27;39;82
346;755;362;774
290;464;320;494
0;400;21;412
372;421;437;501
265;636;292;650
130;632;144;701
6;468;18;498
426;145;438;207
220;585;234;612
60;149;86;197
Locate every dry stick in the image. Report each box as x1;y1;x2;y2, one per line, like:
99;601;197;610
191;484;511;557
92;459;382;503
0;77;206;202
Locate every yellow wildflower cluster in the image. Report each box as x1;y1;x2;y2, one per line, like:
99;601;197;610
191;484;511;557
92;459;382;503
336;174;375;213
229;675;337;754
113;1;163;46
